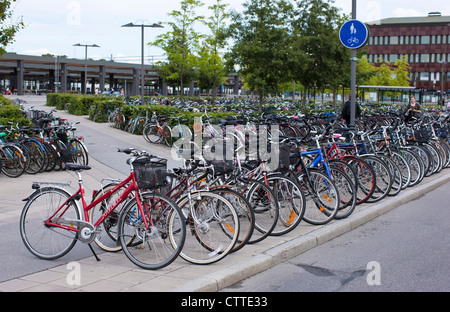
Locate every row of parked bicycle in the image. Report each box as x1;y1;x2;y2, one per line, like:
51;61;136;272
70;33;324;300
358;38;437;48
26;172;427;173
19;105;450;270
0;107;89;178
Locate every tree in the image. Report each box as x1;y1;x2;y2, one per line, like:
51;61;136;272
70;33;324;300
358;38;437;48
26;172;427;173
197;0;229;102
0;0;24;56
226;0;295;112
368;56;410;87
290;0;347;112
151;0;204;103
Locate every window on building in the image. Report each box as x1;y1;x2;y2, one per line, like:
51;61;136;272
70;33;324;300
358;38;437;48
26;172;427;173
416;36;420;44
415;54;420;63
410;36;415;44
379;36;383;45
431;35;435;44
389;54;398;62
373;36;378;45
421;35;430;44
399;36;404;45
390;36;398;45
420;72;429;81
409;54;414;63
443;35;447;44
385;36;389;45
437;35;441;44
420;54;430;63
431;54;435;63
369;37;373;45
404;36;409;44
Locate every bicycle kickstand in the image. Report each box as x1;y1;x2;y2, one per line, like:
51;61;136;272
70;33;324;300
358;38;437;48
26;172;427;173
88;243;101;262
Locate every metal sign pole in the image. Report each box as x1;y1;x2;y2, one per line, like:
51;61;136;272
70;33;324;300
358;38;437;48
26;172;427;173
350;0;357;128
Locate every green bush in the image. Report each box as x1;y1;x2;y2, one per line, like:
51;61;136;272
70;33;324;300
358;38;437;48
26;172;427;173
0;96;32;127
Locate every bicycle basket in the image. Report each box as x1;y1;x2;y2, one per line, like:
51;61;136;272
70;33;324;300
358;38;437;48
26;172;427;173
133;157;168;189
206;158;234;176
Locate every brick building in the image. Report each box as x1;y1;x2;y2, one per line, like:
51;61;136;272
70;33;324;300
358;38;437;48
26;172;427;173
365;12;450;100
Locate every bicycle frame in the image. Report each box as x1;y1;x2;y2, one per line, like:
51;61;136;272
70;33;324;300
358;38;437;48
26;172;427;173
43;170;149;234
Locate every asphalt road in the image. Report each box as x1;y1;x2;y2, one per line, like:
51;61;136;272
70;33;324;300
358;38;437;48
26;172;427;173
222;181;450;292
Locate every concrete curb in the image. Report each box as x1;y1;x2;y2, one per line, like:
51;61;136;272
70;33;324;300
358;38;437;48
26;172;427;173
171;169;450;292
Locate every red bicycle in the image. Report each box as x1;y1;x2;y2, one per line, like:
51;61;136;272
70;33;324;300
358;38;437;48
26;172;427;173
19;148;186;270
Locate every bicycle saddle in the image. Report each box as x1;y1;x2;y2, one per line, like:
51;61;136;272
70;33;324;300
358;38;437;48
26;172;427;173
65;163;91;171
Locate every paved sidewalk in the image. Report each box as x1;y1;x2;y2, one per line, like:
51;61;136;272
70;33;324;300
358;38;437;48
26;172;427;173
1;95;450;292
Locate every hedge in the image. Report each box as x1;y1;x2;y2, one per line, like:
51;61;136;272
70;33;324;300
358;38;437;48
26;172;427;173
0;95;32;128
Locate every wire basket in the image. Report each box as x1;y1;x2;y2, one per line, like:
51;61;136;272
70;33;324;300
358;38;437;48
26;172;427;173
133;157;168;189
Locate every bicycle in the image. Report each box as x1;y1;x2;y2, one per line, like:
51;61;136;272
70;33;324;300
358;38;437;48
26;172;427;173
143;112;170;145
0;128;27;178
19;148;186;270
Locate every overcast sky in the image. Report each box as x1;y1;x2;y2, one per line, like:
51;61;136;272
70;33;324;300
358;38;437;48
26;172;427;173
5;0;450;63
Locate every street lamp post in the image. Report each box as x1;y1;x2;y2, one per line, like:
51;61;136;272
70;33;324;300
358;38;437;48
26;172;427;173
439;59;447;105
122;22;163;104
73;43;100;94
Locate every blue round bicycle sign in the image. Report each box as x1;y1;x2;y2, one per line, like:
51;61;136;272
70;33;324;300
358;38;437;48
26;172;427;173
339;19;369;49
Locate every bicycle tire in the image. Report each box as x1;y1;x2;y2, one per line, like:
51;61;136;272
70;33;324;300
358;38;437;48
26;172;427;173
175;191;239;265
376;154;403;197
328;166;357;220
0;144;26;178
265;173;306;236
144;124;164;144
23;139;46;174
70;139;89;166
119;192;186;270
244;178;280;244
361;155;392;203
342;156;376;205
295;168;340;225
212;187;255;253
398;148;423;187
391;151;411;189
20;187;80;260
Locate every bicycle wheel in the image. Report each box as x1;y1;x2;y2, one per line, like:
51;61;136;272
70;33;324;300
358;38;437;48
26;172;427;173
162;125;173;146
377;154;403;197
43;142;57;172
412;145;431;174
212;187;255;253
118;192;186;270
344;157;376;205
244;178;279;244
70;139;89;166
176;191;239;265
0;145;26;178
391;151;411;189
362;155;392;203
20;187;79;260
397;148;423;187
296;169;339;225
23;139;46;174
265;173;306;236
422;142;441;175
143;124;163;144
328;166;357;220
